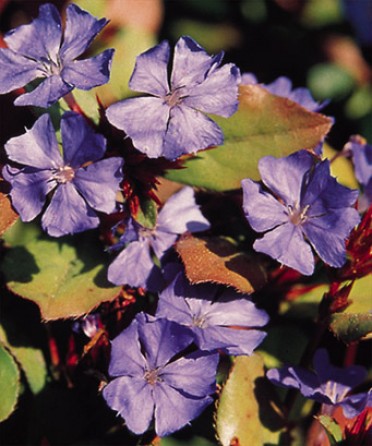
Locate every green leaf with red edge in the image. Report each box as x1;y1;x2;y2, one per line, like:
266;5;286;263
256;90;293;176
316;415;343;444
329;313;372;343
215;354;285;446
0;343;20;423
133;196;158;229
166;85;333;191
175;234;266;293
0;190;18;236
1;234;121;321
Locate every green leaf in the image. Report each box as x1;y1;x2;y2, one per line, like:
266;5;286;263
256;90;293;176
329;313;372;343
345;275;372;313
133;197;158;229
316;415;343;444
176;234;266;293
2;235;121;321
0;343;20;422
307;64;355;100
166;85;333;191
0;325;47;395
216;354;285;446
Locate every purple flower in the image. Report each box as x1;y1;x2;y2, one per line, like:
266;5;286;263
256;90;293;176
242;150;360;275
107;187;210;289
241;73;326;112
346;136;372;205
106;36;240;160
102;313;219;436
3;112;123;237
156;272;268;355
0;3;113;108
267;349;372;418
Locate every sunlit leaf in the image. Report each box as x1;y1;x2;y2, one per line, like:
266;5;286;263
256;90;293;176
176;234;266;293
346;275;372;314
166;85;333;190
0;325;47;395
323;144;358;189
2;235;121;321
0;343;20;422
329;313;372;343
216;354;284;446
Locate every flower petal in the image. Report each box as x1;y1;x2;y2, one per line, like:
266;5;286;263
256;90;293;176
162;105;223;160
198;325;267;356
107;240;161;288
254;223;315;275
60;112;107;166
302;209;361;268
102;376;154;435
242;179;289;232
171;36;221;89
340;391;372;419
14;75;73;108
302;159;359;214
73;157;123;213
4;3;62;61
61;49;114;90
60;4;108;61
138;317;194;369
129;40;170;96
106;96;170;158
42;182;99;237
0;49;40;94
142;314;188;354
258;151;314;206
108;318;147;377
182;62;240;117
154;382;213;436
158;187;210;234
162;352;218;397
2;166;55;221
4;113;62;169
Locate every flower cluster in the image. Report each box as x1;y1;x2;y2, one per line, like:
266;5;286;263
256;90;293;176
0;2;370;442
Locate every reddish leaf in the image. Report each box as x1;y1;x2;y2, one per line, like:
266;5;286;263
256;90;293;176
176;234;266;294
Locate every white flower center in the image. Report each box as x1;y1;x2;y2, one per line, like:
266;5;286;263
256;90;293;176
287;204;310;225
53;166;75;184
164;88;184;107
192;315;207;328
144;368;162;386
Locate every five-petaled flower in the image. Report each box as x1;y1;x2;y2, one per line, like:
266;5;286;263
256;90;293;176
242;150;360;275
106;36;240;160
267;349;372;418
102;313;219;436
0;3;114;108
156;271;269;355
107;187;210;289
3;112;123;237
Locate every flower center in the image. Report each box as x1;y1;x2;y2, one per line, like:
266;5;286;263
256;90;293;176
164;88;183;107
324;380;349;404
192;315;207;328
53;166;75;184
288;204;310;226
39;55;62;76
144;368;162;386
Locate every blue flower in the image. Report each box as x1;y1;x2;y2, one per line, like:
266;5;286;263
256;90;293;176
102;313;219;436
241;73;326;112
242;150;360;275
346;136;372;205
156;272;269;355
3;112;123;237
107;187;210;289
267;349;372;418
106;36;240;160
0;3;114;108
